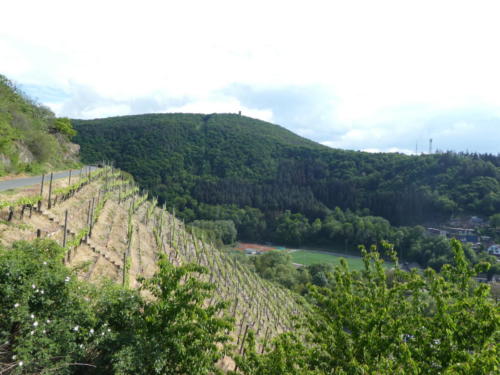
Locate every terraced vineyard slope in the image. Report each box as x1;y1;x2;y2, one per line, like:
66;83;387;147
0;166;307;362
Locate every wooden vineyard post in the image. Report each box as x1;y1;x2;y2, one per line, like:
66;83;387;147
237;315;246;345
38;174;45;210
40;174;45;195
68;170;72;186
239;324;250;355
89;198;95;238
85;200;92;242
36;229;41;238
122;251;127;287
48;172;53;209
261;326;270;354
62;210;68;248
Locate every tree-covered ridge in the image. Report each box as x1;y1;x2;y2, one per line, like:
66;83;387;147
0;75;79;176
74;112;499;227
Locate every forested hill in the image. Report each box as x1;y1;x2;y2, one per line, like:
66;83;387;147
73;113;500;233
0;74;79;175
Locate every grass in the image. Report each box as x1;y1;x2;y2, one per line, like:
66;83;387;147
289;249;392;271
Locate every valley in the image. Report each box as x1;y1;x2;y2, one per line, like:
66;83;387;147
0;74;498;374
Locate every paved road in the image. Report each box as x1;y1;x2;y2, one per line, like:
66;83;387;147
0;166;97;192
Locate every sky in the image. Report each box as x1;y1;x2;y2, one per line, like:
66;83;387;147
1;0;499;154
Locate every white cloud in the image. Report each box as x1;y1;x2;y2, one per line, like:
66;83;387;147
0;0;499;153
360;147;417;155
166;97;273;123
81;104;132;119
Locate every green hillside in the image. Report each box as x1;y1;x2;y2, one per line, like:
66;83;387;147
74;112;499;225
73;113;500;270
0;75;79;176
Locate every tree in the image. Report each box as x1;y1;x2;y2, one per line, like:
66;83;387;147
275;210;310;247
252;251;304;290
112;255;233;375
235;240;499;374
490;213;500;228
0;240;233;375
0;240;107;374
53;118;77;138
190;220;237;244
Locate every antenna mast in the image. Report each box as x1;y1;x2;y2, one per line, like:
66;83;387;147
429;138;433;154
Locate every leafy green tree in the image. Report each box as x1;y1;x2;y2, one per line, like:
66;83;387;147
191;219;237;244
252;251;304;290
53;118;77;138
490;213;500;228
0;240;104;374
111;255;233;375
235;240;499;374
307;263;334;287
0;240;233;375
275;210;310;246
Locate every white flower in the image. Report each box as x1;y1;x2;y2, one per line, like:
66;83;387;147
14;303;19;308
31;284;36;289
43;261;47;265
65;277;70;282
42;330;46;334
46;319;51;324
107;328;111;332
73;325;79;332
12;355;16;360
30;314;35;319
40;290;44;295
79;344;84;348
33;321;38;327
18;361;23;367
30;331;34;335
89;328;94;335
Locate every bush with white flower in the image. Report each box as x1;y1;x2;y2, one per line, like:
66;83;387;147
0;240;116;374
0;239;232;374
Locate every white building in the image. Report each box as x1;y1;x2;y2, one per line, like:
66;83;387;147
487;244;500;256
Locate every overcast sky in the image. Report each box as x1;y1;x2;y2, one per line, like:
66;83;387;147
1;0;499;154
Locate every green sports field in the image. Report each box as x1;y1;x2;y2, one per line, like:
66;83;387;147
289;250;392;271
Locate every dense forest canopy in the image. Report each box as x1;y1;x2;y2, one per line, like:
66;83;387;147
74;113;499;229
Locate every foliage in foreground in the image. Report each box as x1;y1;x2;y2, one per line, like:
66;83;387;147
1;238;497;374
0;239;232;374
233;240;499;374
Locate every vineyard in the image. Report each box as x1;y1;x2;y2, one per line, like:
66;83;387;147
0;166;307;369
